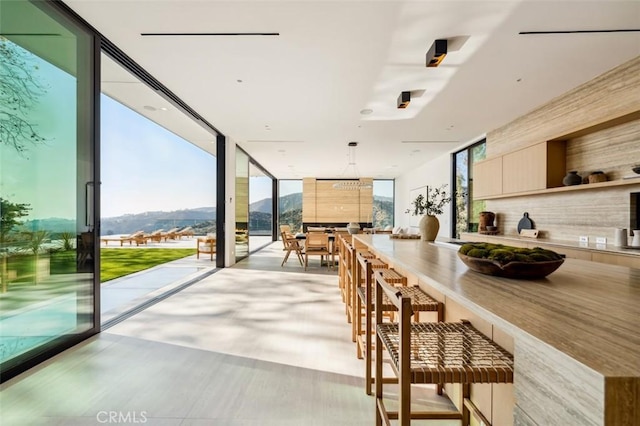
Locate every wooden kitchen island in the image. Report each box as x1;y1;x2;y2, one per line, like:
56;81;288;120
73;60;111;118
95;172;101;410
353;234;640;426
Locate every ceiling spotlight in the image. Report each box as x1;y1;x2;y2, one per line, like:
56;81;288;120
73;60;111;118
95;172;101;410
426;39;447;67
397;91;411;109
360;108;373;115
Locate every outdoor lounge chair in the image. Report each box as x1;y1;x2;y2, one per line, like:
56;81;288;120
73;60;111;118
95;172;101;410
162;227;180;241
175;227;194;239
101;230;146;246
146;229;164;243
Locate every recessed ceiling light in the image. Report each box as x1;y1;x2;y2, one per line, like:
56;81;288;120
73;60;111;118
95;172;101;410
360;108;373;115
412;149;421;153
237;79;243;83
159;107;168;111
277;149;285;153
143;105;157;111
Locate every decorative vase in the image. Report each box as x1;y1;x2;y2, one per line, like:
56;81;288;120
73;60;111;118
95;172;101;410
478;211;495;232
587;171;607;184
347;222;360;235
419;215;439;242
562;171;582;186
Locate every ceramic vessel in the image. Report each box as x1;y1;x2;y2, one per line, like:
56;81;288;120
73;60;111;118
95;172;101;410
419;215;439;242
347;222;360;235
562;171;582;186
614;228;627;247
588;171;607;184
479;211;495;232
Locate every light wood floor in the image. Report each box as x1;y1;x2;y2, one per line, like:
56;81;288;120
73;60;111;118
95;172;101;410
0;243;457;425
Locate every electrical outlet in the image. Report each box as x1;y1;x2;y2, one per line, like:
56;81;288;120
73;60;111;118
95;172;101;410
579;236;589;243
596;237;607;244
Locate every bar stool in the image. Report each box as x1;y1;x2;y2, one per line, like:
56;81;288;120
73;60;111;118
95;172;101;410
374;272;514;425
346;247;375;324
351;254;387;342
358;262;443;396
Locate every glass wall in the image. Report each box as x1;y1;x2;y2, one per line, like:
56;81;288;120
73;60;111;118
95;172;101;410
235;148;249;260
452;139;486;238
278;180;303;235
248;163;273;251
373;180;394;229
100;54;217;322
0;0;96;378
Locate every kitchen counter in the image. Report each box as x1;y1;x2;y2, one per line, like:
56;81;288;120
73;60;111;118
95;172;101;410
353;234;640;425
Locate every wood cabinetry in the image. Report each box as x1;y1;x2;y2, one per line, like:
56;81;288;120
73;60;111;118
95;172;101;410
475;111;640;200
474;157;503;198
502;141;565;194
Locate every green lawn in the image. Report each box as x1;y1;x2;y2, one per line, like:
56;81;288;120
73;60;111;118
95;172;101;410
100;248;196;282
0;248;196;313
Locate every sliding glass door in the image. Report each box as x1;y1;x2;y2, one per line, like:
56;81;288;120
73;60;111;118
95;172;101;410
0;0;96;380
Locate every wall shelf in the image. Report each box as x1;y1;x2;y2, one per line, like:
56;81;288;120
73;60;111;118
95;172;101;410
477;176;640;200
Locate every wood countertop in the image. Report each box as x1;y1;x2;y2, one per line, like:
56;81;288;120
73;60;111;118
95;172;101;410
354;234;640;378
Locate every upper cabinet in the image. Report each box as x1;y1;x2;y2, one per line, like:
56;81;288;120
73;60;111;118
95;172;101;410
473;157;502;198
502;141;565;194
473;112;640;200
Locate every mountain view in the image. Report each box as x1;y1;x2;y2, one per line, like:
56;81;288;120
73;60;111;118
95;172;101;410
25;192;393;236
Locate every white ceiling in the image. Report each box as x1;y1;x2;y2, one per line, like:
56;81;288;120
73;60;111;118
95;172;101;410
65;0;640;179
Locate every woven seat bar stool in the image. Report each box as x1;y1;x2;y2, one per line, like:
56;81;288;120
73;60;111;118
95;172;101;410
359;268;442;395
342;241;356;319
375;273;514;426
346;247;376;324
336;234;349;302
351;254;388;343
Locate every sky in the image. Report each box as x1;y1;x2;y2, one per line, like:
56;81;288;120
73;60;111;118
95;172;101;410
101;94;216;217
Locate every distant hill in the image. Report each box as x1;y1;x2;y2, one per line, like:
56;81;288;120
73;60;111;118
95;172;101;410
21;191;393;237
101;207;216;235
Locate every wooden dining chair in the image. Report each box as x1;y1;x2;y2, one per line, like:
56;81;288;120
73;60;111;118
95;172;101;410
304;232;332;270
281;231;304;267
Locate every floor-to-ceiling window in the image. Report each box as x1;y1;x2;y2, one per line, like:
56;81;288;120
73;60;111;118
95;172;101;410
99;53;218;323
0;0;96;380
278;180;303;234
248;162;274;251
373;180;394;229
452;139;486;238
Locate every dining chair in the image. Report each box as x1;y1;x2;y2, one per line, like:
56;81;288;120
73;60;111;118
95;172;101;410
281;231;304;267
304;232;331;270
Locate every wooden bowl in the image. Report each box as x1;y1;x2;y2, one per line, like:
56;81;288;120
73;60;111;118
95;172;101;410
458;252;564;279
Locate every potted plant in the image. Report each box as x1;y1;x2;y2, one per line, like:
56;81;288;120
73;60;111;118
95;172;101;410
406;184;452;241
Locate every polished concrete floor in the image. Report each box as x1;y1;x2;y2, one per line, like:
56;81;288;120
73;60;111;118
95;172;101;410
0;242;456;426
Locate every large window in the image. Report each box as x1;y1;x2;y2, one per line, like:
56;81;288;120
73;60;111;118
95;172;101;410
452;140;486;238
278;180;303;234
248;162;274;251
0;0;96;379
373;180;394;229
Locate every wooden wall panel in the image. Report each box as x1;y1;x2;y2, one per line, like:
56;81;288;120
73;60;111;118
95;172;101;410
235;177;249;222
302;178;316;222
487;56;640;158
301;178;374;223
